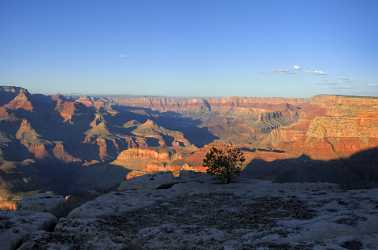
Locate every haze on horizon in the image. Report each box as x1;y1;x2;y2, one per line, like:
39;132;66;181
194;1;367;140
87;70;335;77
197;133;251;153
0;0;377;97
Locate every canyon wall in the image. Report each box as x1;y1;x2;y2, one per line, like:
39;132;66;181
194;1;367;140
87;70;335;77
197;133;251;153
111;94;378;161
1;85;378;196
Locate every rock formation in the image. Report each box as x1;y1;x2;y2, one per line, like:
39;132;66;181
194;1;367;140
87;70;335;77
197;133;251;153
0;107;9;120
83;113;121;161
52;142;80;163
15;120;49;159
1;87;378;249
5;88;33;111
1;86;378;201
3;86;377;166
52;95;76;122
8;173;378;250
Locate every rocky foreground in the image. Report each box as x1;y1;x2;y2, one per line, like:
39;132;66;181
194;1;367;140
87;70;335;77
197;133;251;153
1;173;377;250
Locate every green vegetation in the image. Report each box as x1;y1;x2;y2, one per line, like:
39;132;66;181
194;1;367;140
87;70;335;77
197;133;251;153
203;145;245;184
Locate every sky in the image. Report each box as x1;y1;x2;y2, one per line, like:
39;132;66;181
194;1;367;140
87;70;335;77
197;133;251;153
0;0;377;97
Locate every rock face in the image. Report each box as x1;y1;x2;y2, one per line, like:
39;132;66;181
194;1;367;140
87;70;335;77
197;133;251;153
52;142;80;163
0;199;17;211
115;148;171;162
75;96;94;108
113;96;306;114
112;148;190;175
2;86;378;165
131;119;193;148
1;86;378;201
15;120;49;159
0;107;10;120
52;95;77;122
304;116;378;159
16;173;378;250
111;94;378;160
302;95;378;160
83;113;122;161
5;88;33;111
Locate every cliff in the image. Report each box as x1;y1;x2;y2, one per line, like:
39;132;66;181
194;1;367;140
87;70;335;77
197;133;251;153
52;142;81;163
304;116;378;160
112;148;172;167
112;96;307;115
52;95;77;122
1;86;378;196
15;120;49;159
5;88;33;111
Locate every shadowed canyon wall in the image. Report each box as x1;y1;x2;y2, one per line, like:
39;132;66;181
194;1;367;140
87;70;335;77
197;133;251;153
1;86;378;201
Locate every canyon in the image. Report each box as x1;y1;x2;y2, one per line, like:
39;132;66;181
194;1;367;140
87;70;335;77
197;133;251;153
0;85;378;205
0;85;378;250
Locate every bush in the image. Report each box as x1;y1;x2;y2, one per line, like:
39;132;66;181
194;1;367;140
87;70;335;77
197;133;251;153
203;145;245;184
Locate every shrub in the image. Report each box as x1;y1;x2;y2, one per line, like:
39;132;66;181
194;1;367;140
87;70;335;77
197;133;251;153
203;145;245;184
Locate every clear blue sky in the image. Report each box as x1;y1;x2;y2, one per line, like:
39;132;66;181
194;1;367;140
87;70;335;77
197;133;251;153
1;0;377;97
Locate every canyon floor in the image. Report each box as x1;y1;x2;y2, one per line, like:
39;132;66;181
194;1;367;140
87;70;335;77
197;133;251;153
2;172;378;250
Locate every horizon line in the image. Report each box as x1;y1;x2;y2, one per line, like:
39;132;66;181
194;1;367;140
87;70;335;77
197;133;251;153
1;84;378;99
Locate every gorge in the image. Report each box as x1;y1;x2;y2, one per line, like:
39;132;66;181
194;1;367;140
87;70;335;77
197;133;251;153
0;85;378;206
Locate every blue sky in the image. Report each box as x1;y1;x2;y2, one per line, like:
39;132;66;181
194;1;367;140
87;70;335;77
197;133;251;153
1;0;377;97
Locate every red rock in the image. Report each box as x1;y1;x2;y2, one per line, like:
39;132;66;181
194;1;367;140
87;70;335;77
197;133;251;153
114;148;171;162
52;95;76;122
76;96;94;107
304;116;378;160
53;142;80;162
96;138;108;161
4;88;378;172
16;120;49;159
6;88;33;111
0;200;17;211
0;107;9;119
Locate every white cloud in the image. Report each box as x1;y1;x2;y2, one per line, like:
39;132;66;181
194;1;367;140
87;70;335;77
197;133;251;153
368;83;378;87
273;65;330;77
293;65;301;70
306;69;327;76
273;65;329;77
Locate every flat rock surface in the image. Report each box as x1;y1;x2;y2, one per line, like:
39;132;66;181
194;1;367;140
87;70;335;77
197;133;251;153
18;175;378;249
0;210;56;250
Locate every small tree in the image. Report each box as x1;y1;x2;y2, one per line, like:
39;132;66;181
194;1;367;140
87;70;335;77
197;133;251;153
203;144;245;184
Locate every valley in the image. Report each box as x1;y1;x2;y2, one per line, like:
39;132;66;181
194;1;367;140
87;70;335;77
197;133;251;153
1;85;378;207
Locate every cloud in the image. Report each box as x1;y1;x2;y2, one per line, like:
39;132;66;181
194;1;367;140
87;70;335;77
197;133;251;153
305;69;327;76
119;53;128;59
368;83;378;87
293;65;301;70
272;69;291;74
273;65;328;76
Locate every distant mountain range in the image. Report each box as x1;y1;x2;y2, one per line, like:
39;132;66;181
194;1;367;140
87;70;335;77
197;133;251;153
1;85;378;203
